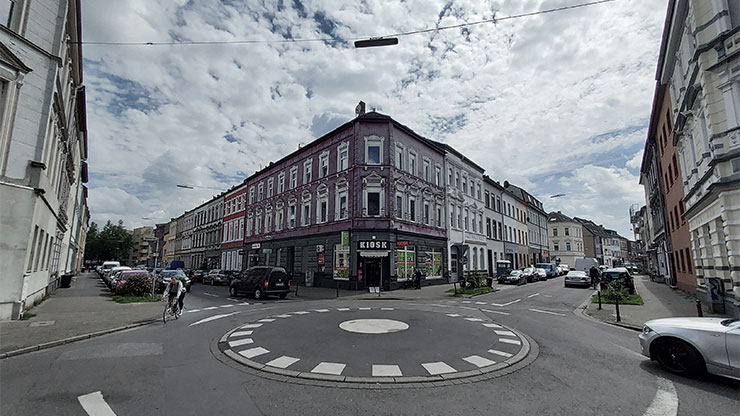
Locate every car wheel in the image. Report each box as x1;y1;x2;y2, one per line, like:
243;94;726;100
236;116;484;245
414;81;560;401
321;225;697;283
253;289;263;300
654;338;705;376
229;286;238;297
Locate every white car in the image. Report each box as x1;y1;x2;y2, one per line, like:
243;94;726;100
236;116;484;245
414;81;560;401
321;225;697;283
563;270;590;288
639;317;740;379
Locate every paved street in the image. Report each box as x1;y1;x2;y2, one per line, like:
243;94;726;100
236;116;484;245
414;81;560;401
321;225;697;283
1;276;737;416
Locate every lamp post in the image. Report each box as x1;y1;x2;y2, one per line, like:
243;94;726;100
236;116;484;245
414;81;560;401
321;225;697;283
176;184;222;191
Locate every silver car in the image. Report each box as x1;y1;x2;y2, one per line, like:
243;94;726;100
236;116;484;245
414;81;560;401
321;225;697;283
563;270;590;288
639;317;740;379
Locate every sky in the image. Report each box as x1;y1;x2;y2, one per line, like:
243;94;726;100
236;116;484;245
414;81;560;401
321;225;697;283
81;0;667;238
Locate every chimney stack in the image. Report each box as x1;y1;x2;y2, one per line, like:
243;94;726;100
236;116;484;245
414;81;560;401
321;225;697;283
355;101;366;116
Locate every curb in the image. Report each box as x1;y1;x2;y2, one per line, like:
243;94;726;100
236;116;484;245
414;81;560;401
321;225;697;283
0;318;158;360
573;291;643;332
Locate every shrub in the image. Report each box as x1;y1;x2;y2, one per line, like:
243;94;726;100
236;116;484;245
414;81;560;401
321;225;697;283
117;273;153;296
601;280;629;302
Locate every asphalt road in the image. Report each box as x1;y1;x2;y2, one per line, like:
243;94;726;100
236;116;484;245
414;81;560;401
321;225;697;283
1;278;737;416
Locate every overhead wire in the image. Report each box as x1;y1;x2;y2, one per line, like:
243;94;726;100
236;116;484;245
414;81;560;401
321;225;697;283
75;0;616;46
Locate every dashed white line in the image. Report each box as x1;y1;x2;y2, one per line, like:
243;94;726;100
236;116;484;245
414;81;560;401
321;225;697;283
311;362;346;375
292;311;310;315
238;302;251;306
422;362;457;375
488;349;513;358
266;355;300;369
482;323;502;328
228;338;254;348
494;330;517;336
446;313;461;317
461;301;472;304
475;301;487;305
372;364;403;377
314;309;330;312
358;307;371;310
463;355;497;368
186;309;201;313
481;309;511;316
219;304;234;308
644;377;678;416
275;314;292;318
529;308;566;316
381;307;394;311
78;391;117;416
499;338;521;345
258;318;276;322
230;331;253;337
337;308;350;311
464;318;484;322
227;298;240;302
240;323;263;329
500;299;521;306
239;347;270;359
189;312;239;327
203;293;219;297
527;293;540;298
203;306;218;310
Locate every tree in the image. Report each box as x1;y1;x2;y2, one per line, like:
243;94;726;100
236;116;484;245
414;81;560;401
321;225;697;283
83;220;133;262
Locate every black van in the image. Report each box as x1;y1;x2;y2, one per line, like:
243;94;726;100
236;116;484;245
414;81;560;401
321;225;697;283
229;266;291;300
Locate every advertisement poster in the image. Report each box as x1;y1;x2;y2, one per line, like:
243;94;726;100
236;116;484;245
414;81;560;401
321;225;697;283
424;251;443;278
334;244;350;280
396;247;415;282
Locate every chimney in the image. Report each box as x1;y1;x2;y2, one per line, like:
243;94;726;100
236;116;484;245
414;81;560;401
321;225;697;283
355;101;366;116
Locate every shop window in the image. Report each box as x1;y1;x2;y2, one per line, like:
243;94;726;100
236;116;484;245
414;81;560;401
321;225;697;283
396;245;415;282
334;244;350;279
424;249;443;278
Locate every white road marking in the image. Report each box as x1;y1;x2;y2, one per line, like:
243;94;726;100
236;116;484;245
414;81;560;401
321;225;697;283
488;349;513;358
643;377;678;416
292;311;310;315
481;309;511;316
203;306;218;310
463;355;497;368
475;301;487;305
266;356;300;369
78;391;117;416
544;295;553;298
314;309;330;312
500;299;521;306
529;308;566;316
239;347;270;359
240;323;263;329
238;302;251;306
612;342;647;359
494;330;517;336
461;301;472;304
372;364;403;377
499;338;521;345
527;293;540;298
203;293;219;297
311;362;346;375
228;338;254;348
189;312;239;327
219;304;234;308
358;307;371;310
464;318;484;322
381;308;394;311
230;331;253;337
422;362;457;375
446;313;461;317
482;323;502;328
227;298;240;302
275;314;293;318
258;318;276;322
337;308;350;311
186;309;201;313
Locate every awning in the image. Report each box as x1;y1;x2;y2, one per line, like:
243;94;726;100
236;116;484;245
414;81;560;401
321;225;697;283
360;250;389;258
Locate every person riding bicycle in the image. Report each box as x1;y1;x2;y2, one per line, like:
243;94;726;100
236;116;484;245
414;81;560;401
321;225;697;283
589;265;600;289
162;276;185;314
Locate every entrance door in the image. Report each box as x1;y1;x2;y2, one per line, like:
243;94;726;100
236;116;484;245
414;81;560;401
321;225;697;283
286;247;295;278
487;250;493;276
365;258;381;287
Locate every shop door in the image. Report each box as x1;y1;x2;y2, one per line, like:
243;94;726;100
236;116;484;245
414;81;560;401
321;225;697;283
286;247;295;278
365;258;381;287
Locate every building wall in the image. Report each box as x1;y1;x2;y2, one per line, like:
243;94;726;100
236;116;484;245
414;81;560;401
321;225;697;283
483;178;505;276
548;220;585;268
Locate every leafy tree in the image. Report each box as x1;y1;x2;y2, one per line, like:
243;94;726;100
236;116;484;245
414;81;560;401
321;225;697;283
84;220;133;262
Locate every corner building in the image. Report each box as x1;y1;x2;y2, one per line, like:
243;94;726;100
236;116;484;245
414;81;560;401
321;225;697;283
242;111;447;291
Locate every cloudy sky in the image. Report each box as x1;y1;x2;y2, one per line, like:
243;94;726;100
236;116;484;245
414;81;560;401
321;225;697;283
81;0;666;238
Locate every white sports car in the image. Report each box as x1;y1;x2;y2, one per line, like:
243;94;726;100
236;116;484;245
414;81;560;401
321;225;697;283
639;317;740;379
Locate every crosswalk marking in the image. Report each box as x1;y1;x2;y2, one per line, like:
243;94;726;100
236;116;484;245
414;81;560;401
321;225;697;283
311;362;346;375
463;355;497;368
258;318;276;322
228;338;254;348
314;309;330;312
238;347;269;359
337;308;350;311
499;338;521;345
240;323;263;329
266;356;300;369
465;318;483;322
482;323;502;328
78;391;117;416
381;308;394;311
372;365;402;377
189;312;239;327
422;362;457;375
230;331;253;337
488;349;513;358
494;330;516;336
446;313;461;317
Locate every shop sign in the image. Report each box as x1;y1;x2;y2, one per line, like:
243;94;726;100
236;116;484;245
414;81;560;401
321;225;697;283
316;244;324;253
318;252;325;265
341;231;350;247
358;240;388;250
251;243;261;250
396;240;410;247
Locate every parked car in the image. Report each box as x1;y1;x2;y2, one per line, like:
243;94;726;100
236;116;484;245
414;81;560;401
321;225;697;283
112;270;152;293
205;269;234;286
639;317;740;379
192;270;206;283
556;266;563;276
564;270;590;288
536;263;558;279
599;268;634;294
560;264;570;274
502;270;526;285
157;269;191;292
520;267;537;283
535;268;547;281
105;266;131;287
99;261;120;277
229;266;291;300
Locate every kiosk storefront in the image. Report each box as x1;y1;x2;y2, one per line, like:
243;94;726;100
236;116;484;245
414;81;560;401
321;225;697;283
358;240;389;291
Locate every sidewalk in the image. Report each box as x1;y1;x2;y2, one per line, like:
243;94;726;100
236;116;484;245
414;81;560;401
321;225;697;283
583;274;726;330
0;272;162;357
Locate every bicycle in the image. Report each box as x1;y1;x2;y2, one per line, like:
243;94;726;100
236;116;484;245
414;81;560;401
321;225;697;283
162;294;180;324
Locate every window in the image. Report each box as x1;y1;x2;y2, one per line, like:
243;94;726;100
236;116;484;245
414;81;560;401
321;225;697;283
317;188;328;223
409;196;416;222
436;205;442;227
462;174;468;194
395;145;404;170
290;167;298;189
455;171;460;188
498;223;502;240
435;166;441;186
249;187;255;204
303;159;312;184
408;151;416;175
275;207;283;231
396;193;404;219
264;209;272;232
267;178;274;197
319;151;329;178
552;227;558;236
288;203;296;228
335;181;349;220
1;0;26;32
485;191;490;208
496;197;501;212
479;214;482;234
464;209;469;231
365;135;383;165
257;183;264;201
477;183;481;199
448;168;453;187
684;248;692;273
423;159;430;181
278;172;285;193
301;201;311;226
255;215;262;235
367;192;381;216
566;242;571;251
486;218;492;238
450;205;456;228
337;142;349;171
564;227;569;236
424;201;430;225
554;242;559;251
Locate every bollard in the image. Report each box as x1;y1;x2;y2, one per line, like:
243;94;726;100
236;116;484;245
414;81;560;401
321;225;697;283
597;290;602;310
336;281;339;298
453;281;458;296
295;284;299;298
615;295;621;322
696;299;703;317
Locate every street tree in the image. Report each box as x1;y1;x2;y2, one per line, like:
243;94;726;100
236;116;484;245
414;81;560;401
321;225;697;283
84;220;133;262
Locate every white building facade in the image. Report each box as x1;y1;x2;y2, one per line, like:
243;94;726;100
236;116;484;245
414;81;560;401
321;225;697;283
483;177;505;275
548;212;585;268
0;0;88;320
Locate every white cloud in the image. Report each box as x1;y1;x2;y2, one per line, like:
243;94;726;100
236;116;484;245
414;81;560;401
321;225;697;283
81;0;663;230
626;149;644;170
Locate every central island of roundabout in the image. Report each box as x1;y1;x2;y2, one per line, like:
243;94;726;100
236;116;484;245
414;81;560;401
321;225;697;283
213;304;536;387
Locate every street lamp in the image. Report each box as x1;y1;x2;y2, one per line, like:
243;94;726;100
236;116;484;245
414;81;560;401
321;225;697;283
176;184;222;190
354;37;399;48
549;194;566;198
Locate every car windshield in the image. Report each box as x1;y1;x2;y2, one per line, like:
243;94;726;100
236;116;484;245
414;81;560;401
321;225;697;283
522;268;533;273
603;272;626;280
162;270;186;278
567;271;586;277
509;271;521;276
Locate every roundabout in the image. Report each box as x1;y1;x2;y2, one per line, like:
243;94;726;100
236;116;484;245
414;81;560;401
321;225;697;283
213;304;536;386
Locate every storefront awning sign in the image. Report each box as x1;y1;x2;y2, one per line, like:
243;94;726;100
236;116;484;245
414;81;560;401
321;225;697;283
360;250;389;258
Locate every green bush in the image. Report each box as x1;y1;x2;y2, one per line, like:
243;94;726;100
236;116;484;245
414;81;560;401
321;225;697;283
117;273;153;296
601;280;630;301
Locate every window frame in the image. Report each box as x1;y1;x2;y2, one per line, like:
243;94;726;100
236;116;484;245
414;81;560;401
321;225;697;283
364;135;384;165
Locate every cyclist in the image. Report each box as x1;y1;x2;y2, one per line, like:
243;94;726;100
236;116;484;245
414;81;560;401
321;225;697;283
162;276;184;315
